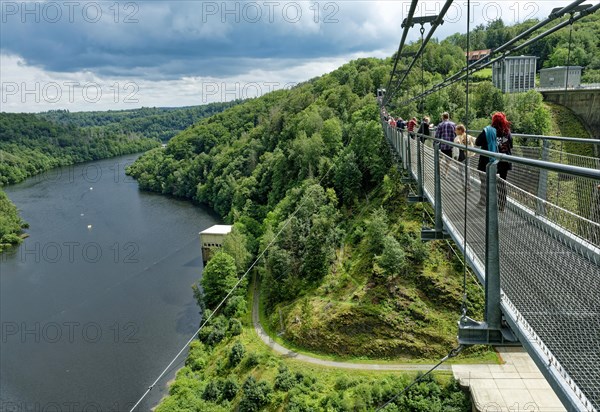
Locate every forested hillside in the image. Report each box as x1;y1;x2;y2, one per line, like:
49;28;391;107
0;113;160;185
39;102;239;142
0;113;160;249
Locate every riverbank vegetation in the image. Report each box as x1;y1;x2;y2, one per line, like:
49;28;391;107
0;190;27;252
0;113;161;186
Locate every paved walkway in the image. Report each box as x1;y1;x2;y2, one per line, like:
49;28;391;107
251;281;451;371
453;347;565;412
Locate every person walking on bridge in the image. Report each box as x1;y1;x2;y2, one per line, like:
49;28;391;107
454;124;476;190
396;117;406;130
417;116;430;142
435;112;456;175
475;112;513;211
407;117;418;139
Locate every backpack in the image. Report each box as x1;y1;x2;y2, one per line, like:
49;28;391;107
498;135;511;154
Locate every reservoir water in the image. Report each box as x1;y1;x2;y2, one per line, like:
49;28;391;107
1;154;219;410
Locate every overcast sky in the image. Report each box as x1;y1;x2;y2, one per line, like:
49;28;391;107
0;1;579;112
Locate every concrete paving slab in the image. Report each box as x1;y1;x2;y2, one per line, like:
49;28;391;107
495;378;527;389
524;379;554;390
472;387;507;410
500;388;536;405
530;388;567;410
518;372;545;379
452;347;566;412
471;379;500;389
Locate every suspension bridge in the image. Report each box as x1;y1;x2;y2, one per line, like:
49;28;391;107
378;1;600;410
382;121;600;412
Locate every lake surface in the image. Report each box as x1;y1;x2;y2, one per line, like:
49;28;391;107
1;154;220;411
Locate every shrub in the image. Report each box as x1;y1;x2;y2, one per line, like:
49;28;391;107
199;316;228;347
229;341;246;366
376;235;407;277
274;365;297;391
222;376;239;401
366;207;388;255
239;376;272;412
228;318;243;336
224;295;247;318
186;341;207;371
202;379;222;402
244;352;259;368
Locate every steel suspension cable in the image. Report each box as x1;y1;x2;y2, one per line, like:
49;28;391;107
420;24;426;226
499;0;586;53
557;14;576;208
461;0;471;319
383;0;419;107
444;0;586;86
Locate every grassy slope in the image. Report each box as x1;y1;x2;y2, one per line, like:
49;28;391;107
544;102;597;221
545;102;595;157
263;177;489;361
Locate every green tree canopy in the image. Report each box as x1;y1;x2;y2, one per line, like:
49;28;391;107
201;252;239;309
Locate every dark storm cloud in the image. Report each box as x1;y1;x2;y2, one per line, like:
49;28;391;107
0;1;391;79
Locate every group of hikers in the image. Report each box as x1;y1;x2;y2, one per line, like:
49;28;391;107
382;110;513;211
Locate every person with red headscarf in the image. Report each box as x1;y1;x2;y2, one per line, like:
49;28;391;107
475;112;513;210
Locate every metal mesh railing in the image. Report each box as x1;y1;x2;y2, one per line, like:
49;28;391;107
384;121;600;250
508;146;600;229
436;143;599;244
460;130;600;229
382;121;600;411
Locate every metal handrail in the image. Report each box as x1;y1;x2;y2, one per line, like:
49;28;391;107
386;124;600;180
465;130;600;145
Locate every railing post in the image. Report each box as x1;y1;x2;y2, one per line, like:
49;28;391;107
400;130;406;169
406;133;412;174
421;142;448;241
434;143;443;233
416;137;424;197
485;160;502;330
457;159;518;346
536;139;550;216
